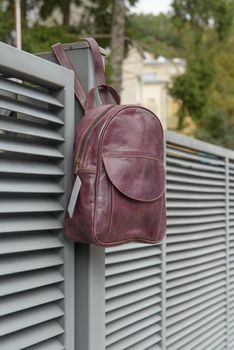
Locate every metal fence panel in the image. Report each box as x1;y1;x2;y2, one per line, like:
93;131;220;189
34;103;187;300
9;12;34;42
166;137;227;350
105;243;163;349
0;42;74;350
228;159;234;348
39;41;108;350
3;42;234;350
105;131;234;350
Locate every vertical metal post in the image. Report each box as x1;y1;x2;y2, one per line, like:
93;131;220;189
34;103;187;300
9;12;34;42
39;43;106;350
57;81;75;350
161;238;167;350
75;245;105;350
161;134;167;350
14;0;22;49
225;157;230;349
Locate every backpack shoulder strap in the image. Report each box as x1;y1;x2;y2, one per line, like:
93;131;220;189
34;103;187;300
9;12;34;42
52;43;87;110
84;37;106;85
84;37;110;105
52;38;110;108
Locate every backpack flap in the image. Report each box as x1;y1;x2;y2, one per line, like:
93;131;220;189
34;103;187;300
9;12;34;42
103;154;165;202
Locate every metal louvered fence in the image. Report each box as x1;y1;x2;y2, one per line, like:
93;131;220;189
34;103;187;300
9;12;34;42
105;131;234;350
0;42;75;350
1;40;234;350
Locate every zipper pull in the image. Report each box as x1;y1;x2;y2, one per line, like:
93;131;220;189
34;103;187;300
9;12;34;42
74;157;81;174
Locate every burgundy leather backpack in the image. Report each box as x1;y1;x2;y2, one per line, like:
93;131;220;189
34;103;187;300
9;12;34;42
52;38;166;247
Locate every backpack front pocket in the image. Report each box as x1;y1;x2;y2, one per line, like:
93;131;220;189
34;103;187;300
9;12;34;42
102;154;166;244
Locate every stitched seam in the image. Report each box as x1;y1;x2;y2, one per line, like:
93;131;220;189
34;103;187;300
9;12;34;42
93;236;164;247
110;185;165;202
122;106;164;135
107;185;114;241
92;106;125;245
94;191;167;247
154;193;166;242
78;168;96;173
103;159;165;202
103;155;163;162
92;104;165;246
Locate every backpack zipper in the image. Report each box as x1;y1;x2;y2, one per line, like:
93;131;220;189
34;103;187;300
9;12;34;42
74;106;114;173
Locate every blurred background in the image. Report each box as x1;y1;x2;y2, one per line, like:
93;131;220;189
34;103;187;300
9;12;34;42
1;0;234;149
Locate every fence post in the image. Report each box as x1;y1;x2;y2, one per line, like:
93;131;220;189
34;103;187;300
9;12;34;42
39;42;106;350
225;157;230;349
161;237;167;350
160;132;168;350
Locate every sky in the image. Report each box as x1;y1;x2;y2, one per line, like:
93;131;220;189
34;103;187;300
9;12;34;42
131;0;173;15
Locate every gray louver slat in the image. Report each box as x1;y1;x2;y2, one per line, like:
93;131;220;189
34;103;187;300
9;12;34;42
167;192;225;200
167;183;225;193
0;115;64;140
0;286;64;316
105;131;234;349
0;303;64;336
106;323;161;350
0;42;74;349
106;243;162;349
106;265;161;287
166;157;225;173
0;197;63;213
106;305;160;336
106;295;161;324
106;316;161;348
0;214;62;233
0;269;64;297
0;77;64;107
0;179;63;193
167;173;225;186
165;140;227;350
0;252;63;275
0;233;63;254
166;146;224;165
0;321;64;350
25;339;65;350
0;156;63;175
229;159;234;349
0;134;64;157
0;95;64;124
166;164;225;179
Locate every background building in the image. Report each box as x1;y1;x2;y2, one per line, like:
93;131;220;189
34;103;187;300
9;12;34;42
121;46;186;129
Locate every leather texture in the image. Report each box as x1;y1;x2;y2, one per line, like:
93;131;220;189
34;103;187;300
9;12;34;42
86;84;120;110
64;101;166;246
84;38;110;105
52;37;167;247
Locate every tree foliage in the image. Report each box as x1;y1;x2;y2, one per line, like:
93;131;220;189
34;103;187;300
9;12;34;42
126;1;234;149
172;0;234;40
1;0;234;148
127;13;182;57
169;0;234;147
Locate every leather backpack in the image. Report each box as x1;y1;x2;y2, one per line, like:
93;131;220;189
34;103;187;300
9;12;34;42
52;38;166;247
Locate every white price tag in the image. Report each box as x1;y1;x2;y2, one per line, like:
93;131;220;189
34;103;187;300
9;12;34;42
68;176;82;218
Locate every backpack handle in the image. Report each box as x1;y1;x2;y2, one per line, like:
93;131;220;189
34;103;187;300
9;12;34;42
86;84;120;111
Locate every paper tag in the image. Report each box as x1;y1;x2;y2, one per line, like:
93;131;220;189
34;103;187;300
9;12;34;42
68;176;82;218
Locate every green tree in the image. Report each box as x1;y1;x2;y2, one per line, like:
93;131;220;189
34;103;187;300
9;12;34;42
127;13;182;58
170;51;216;129
0;1;14;44
170;0;234;144
40;0;81;26
111;0;126;92
172;0;234;40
